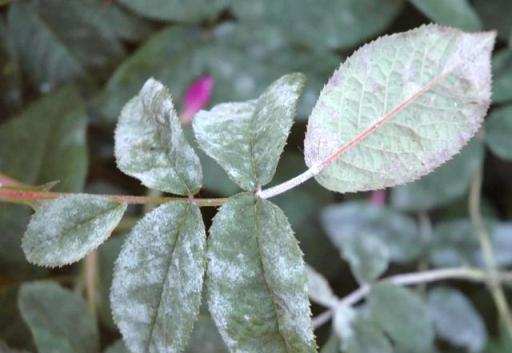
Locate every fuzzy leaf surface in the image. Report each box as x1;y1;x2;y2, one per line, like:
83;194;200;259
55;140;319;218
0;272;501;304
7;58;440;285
485;106;512;160
409;0;481;31
111;201;206;353
194;73;305;191
22;195;127;267
427;286;487;352
368;283;434;352
304;25;494;193
207;193;316;353
18;282;99;353
115;78;202;195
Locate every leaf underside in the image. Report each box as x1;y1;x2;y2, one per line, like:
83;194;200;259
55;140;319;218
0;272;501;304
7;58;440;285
111;201;206;353
207;193;316;353
304;24;495;193
22;195;127;267
115;78;202;195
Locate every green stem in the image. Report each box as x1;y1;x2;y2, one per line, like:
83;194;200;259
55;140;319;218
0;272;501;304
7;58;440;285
0;185;226;207
469;165;512;338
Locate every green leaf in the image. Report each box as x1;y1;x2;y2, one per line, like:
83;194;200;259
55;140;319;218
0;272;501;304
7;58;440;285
0;287;32;349
193;74;305;191
428;219;480;268
369;283;434;352
7;0;124;91
492;49;512;104
391;139;484;210
474;0;512;39
304;25;495;193
319;334;339;353
94;26;207;123
118;0;227;21
305;265;338;308
115;78;203;195
231;0;403;50
409;0;481;31
0;87;88;192
491;223;512;267
427;286;487;352
321;201;421;263
205;23;338;119
0;340;31;353
207;193;316;353
22;195;127;267
18;282;99;353
111;201;206;353
339;233;389;283
485;106;512;160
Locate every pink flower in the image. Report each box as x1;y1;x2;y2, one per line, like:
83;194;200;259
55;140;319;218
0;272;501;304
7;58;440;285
180;75;214;124
369;190;386;207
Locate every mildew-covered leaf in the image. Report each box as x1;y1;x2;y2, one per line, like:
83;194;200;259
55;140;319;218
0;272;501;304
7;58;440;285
368;284;434;352
304;25;495;193
111;201;206;353
305;265;338;308
391;139;483;210
22;195;127;267
321;201;421;263
118;0;227;21
194;74;305;191
409;0;481;31
231;0;403;50
207;193;316;353
485;106;512;160
115;78;202;195
427;286;487;352
18;282;99;353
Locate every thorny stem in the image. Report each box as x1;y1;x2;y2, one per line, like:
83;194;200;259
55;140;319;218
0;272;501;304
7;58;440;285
0;185;226;207
312;267;512;329
469;165;512;338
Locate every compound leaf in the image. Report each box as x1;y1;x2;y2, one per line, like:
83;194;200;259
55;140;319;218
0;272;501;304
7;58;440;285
492;49;512;104
305;265;338;308
18;282;99;353
111;201;206;353
207;193;316;353
368;283;434;352
427;286;487;352
118;0;227;22
22;195;127;267
194;73;305;191
304;25;495;193
115;78;202;195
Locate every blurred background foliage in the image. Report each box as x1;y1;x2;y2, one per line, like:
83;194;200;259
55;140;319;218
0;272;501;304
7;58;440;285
1;0;512;352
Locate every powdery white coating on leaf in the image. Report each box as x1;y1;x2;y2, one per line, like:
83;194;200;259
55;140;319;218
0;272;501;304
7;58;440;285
18;281;99;353
304;24;495;193
115;78;202;195
111;201;206;353
207;193;316;353
193;73;306;191
22;195;127;267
